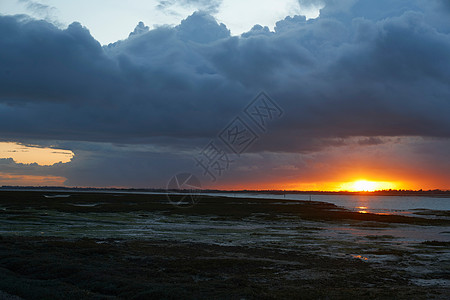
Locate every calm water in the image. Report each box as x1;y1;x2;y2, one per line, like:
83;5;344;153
203;192;450;216
3;189;449;216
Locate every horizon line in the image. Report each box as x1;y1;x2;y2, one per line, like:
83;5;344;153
1;186;449;194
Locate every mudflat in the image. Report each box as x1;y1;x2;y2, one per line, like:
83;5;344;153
0;191;449;299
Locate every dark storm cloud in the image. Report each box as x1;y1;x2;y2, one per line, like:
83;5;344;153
0;0;449;188
437;0;450;12
1;1;449;153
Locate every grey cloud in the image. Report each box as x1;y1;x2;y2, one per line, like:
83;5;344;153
241;25;273;38
17;0;61;25
1;3;449;152
157;0;222;14
176;11;230;43
0;143;195;188
1;136;448;189
1;5;449;152
433;0;450;12
18;0;54;16
129;21;149;37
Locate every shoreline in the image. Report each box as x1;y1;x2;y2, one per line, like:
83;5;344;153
0;191;448;225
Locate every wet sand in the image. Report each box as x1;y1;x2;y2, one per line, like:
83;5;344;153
0;191;449;299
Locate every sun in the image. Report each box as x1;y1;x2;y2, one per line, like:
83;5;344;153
352;180;378;192
339;179;397;192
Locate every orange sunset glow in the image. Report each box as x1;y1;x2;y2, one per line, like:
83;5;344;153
0;142;74;166
209;179;404;192
0;172;66;186
339;180;398;192
209;174;447;192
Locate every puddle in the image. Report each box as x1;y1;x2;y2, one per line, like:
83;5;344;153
68;203;103;207
43;195;71;198
351;254;369;261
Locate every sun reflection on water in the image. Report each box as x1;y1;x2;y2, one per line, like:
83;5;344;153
357;206;368;214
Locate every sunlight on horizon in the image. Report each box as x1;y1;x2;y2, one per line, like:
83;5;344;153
281;179;401;192
0;142;74;166
340;180;398;192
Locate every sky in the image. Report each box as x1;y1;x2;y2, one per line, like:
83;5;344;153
0;0;321;44
0;0;449;190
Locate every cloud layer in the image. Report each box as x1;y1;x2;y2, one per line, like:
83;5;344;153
0;0;449;188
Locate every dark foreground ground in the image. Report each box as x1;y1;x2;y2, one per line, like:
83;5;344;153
0;191;449;299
